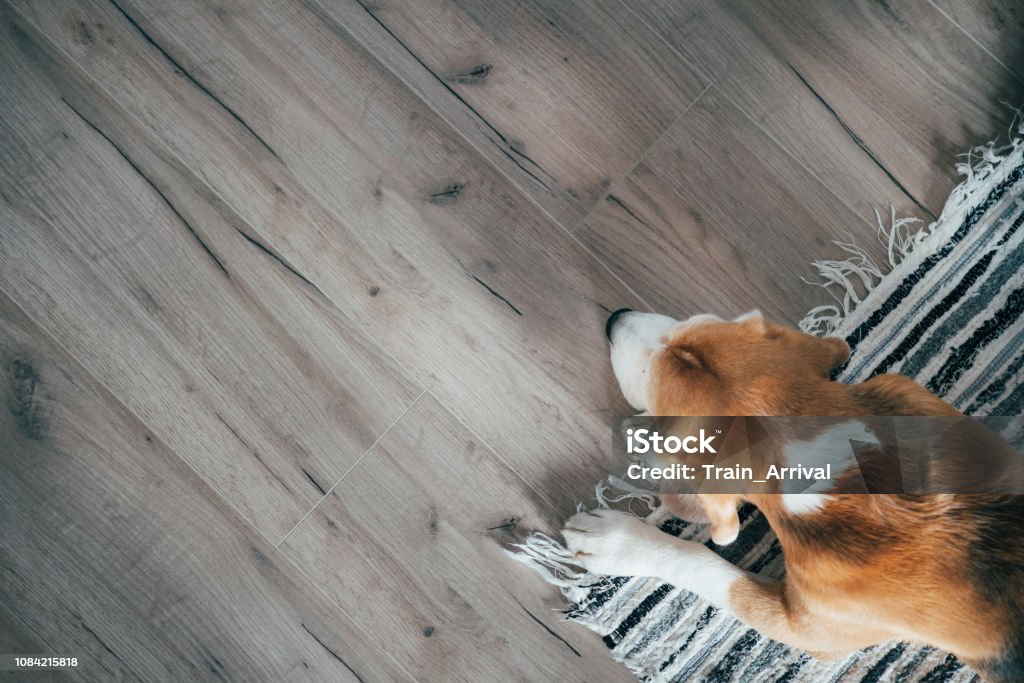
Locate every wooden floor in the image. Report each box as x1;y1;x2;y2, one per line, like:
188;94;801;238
1;1;1021;681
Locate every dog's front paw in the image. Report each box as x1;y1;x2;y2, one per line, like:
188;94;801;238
561;509;672;577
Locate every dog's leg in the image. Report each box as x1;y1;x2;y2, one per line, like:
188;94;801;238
695;494;741;545
562;509;860;657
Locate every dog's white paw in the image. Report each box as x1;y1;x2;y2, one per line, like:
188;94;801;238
561;509;675;578
563;509;745;608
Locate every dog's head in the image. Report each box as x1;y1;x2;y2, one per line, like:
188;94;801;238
605;309;851;543
605;309;850;416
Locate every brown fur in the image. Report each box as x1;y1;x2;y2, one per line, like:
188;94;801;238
650;316;1024;680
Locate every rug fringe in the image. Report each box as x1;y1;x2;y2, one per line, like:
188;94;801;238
506;479;662;607
799;123;1024;337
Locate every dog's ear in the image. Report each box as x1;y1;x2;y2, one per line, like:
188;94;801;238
670;345;707;372
735;309;766;334
810;335;850;375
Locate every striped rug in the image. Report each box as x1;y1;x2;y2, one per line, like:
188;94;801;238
512;129;1024;682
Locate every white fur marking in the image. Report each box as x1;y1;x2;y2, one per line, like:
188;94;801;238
779;421;870;515
608;312;676;410
781;420;870;493
781;493;830;515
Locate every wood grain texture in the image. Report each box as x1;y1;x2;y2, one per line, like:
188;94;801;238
10;0;644;512
626;0;1024;221
281;392;632;682
0;291;412;683
929;0;1024;94
315;0;708;227
576;88;882;325
0;6;421;540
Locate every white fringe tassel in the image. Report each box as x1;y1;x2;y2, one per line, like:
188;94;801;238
799;123;1024;337
505;479;662;606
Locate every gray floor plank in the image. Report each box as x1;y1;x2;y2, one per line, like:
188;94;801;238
0;291;412;683
10;0;644;513
0;6;421;540
314;0;708;227
930;0;1024;95
576;88;882;325
281;391;633;683
626;0;1024;221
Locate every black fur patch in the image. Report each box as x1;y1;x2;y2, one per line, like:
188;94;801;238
964;497;1024;681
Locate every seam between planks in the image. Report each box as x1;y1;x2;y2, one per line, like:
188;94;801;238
568;82;713;236
2;10;429;679
926;0;1024;90
614;0;935;235
276;387;428;547
301;0;583;232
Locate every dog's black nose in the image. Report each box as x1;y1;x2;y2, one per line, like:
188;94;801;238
605;308;633;342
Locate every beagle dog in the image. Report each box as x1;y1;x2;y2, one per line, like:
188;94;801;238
562;310;1024;681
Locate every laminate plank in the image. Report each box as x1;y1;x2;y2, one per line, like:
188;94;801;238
10;0;644;511
313;0;708;227
576;88;881;325
0;291;412;682
930;0;1024;93
0;7;421;540
281;391;632;682
626;0;1024;220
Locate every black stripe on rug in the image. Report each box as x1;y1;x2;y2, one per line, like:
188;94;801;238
867;252;995;377
898;258;1024;383
704;629;761;682
919;653;963;682
713;509;773;566
739;641;807;683
966;346;1024;413
672;620;743;680
604;584;675;647
625;592;699;659
840;162;1024;356
928;286;1024;395
861;643;907;683
895;647;937;683
746;537;784;574
658;606;717;674
775;655;811;683
992;365;1024;415
888;208;1024;381
575;575;631;615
